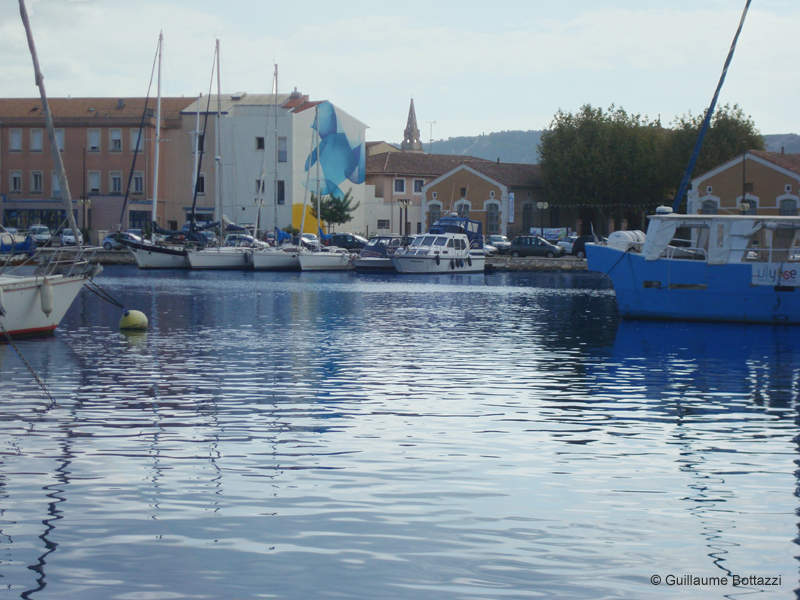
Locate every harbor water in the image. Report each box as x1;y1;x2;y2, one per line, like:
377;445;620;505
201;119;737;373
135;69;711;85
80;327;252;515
1;267;798;599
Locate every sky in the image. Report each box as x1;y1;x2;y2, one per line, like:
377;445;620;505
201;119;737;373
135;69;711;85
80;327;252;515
2;0;798;143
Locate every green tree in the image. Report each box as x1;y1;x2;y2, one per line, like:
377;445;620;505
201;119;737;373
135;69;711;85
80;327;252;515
310;189;360;232
539;104;670;227
664;103;765;198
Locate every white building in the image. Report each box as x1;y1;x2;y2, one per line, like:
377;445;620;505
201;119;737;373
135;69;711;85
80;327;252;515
182;89;367;237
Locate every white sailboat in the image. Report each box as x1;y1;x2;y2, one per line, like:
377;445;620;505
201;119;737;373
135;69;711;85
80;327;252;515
297;106;355;272
124;33;191;269
1;0;102;338
187;40;253;271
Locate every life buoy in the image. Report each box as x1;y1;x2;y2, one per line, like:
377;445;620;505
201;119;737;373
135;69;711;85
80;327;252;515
435;254;440;266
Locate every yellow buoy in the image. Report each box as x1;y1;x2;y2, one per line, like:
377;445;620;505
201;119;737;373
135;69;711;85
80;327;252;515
119;309;148;331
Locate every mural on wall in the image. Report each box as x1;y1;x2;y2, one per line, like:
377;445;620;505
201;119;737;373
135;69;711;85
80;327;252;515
304;102;365;199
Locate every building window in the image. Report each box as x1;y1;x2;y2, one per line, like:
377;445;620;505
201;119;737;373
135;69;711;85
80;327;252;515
129;210;150;230
10;171;22;193
394;179;405;193
486;204;500;234
88;171;101;194
196;134;205;153
377;219;390;230
779;199;797;216
278;137;287;162
700;199;718;215
429;203;441;226
31;171;43;194
255;179;265;194
740;198;757;214
55;129;65;152
168;220;178;231
110;129;122;152
455;201;470;217
130;128;144;152
133;172;144;194
277;180;285;205
88;129;101;153
9;129;22;152
432;191;437;199
51;172;61;198
414;179;424;194
195;174;205;195
256;137;265;150
110;171;123;194
522;203;534;232
460;187;467;198
30;129;43;153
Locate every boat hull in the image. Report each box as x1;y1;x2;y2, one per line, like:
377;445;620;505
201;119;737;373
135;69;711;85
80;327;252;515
0;274;87;337
352;257;396;273
188;248;251;270
123;241;190;269
392;252;485;274
587;244;800;323
298;251;354;271
251;249;301;271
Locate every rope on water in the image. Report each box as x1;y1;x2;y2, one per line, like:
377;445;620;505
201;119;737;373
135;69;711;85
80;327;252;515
0;317;57;405
571;247;633;320
83;279;125;310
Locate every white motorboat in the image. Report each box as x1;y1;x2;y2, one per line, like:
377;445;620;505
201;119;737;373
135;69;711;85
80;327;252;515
298;247;355;271
392;215;486;274
352;235;405;273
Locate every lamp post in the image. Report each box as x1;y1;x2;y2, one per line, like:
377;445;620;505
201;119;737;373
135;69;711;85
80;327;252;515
537;201;549;236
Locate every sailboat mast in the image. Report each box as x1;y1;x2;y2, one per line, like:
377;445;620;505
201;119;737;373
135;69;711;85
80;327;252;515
273;64;279;234
315;105;321;251
214;40;222;236
18;0;81;250
151;32;163;242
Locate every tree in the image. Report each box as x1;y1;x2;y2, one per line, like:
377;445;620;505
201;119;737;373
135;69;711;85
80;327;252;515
310;188;360;231
538;104;670;228
664;103;765;197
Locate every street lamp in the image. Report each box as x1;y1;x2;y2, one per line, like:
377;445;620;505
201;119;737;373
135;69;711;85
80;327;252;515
537;201;549;236
78;197;91;239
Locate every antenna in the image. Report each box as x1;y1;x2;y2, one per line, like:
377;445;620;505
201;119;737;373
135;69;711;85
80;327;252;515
426;121;436;153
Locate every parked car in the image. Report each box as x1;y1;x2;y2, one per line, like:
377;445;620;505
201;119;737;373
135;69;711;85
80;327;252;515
60;228;83;246
102;231;143;250
486;235;511;254
4;227;19;235
29;224;51;246
557;235;577;254
324;232;368;251
571;235;606;259
507;235;566;258
483;243;498;257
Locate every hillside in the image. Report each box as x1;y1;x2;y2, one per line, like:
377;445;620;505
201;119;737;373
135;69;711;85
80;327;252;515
416;131;800;165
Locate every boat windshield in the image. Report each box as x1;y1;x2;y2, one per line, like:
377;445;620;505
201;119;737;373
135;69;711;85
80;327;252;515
433;237;447;246
413;236;437;246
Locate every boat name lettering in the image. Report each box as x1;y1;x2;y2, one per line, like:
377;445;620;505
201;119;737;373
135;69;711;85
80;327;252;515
752;264;799;286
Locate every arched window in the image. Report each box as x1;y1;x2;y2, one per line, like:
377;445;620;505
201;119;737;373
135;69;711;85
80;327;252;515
740;198;758;215
428;203;441;228
701;199;718;215
779;198;797;216
486;204;499;234
455;202;470;218
522;204;534;233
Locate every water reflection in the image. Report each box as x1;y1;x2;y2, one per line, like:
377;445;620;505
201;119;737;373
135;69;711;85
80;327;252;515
0;268;797;599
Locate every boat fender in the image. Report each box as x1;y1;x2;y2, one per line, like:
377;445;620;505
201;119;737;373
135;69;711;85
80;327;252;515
0;287;5;316
40;278;53;317
458;259;463;268
435;254;440;266
120;309;148;331
467;256;472;267
450;259;455;270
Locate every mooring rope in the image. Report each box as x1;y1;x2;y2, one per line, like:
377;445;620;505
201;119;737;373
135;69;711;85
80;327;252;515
83;279;125;310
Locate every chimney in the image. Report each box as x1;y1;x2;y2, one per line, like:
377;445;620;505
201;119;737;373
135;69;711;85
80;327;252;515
117;99;125;109
496;157;500;164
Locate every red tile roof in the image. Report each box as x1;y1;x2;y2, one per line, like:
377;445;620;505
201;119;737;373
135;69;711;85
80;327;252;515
0;97;195;121
465;161;543;188
751;150;800;176
366;151;491;177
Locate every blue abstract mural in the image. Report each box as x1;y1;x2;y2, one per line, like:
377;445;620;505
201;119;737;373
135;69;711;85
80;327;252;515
304;102;365;199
